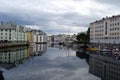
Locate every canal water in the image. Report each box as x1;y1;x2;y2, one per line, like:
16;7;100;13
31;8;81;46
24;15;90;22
0;44;100;80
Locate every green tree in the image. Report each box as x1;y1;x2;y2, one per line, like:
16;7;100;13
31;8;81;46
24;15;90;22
86;27;90;43
76;33;86;43
76;27;90;44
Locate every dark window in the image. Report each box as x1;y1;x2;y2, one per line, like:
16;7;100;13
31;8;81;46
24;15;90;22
105;22;107;35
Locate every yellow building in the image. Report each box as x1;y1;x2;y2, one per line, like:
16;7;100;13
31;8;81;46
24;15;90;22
27;32;31;43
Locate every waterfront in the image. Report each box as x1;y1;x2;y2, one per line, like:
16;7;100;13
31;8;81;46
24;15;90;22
0;44;101;80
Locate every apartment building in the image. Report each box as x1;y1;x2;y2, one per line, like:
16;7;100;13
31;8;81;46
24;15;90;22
0;22;28;43
90;15;120;44
30;30;47;44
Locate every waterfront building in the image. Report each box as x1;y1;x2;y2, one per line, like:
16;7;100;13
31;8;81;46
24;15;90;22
0;22;47;44
90;15;120;44
30;30;47;44
89;54;120;80
49;34;76;44
0;22;28;43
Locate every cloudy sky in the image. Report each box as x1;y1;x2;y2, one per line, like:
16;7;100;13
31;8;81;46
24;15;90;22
0;0;120;35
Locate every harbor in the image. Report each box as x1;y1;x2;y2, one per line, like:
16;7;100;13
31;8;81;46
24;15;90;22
0;44;100;80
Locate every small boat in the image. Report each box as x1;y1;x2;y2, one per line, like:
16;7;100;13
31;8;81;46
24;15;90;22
99;48;112;55
86;47;99;51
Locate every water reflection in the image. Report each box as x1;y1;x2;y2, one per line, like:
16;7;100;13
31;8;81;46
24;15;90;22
76;51;89;64
0;44;47;70
30;44;47;56
0;46;29;70
0;70;4;80
0;45;101;80
89;54;120;80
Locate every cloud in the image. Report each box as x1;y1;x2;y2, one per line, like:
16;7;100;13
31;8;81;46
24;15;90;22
0;0;120;35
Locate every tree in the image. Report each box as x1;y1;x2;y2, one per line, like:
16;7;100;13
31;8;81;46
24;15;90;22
76;27;90;44
76;33;87;43
86;27;90;43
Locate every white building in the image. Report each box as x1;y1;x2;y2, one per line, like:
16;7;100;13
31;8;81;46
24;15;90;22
49;34;76;44
30;30;47;44
0;22;28;43
90;15;120;44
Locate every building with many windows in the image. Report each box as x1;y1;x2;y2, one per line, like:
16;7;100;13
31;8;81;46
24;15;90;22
0;22;28;43
30;30;47;44
90;15;120;44
0;22;47;44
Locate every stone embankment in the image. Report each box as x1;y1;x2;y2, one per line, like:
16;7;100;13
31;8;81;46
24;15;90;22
0;42;29;48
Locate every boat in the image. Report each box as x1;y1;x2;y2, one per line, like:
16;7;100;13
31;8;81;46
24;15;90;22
98;47;112;56
86;47;99;51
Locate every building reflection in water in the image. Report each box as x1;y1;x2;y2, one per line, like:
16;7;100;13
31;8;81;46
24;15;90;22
89;54;120;80
0;44;47;70
0;46;29;70
30;44;47;56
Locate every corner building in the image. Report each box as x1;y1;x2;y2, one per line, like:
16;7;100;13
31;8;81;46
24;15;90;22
90;15;120;44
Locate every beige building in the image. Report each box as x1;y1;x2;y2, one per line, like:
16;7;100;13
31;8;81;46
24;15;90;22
90;15;120;44
30;30;47;44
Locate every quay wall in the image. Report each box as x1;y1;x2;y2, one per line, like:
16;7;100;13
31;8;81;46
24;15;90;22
0;42;29;48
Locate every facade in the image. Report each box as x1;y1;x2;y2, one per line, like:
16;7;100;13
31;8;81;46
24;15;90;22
0;22;28;43
89;54;120;80
30;30;47;44
90;15;120;44
0;22;47;44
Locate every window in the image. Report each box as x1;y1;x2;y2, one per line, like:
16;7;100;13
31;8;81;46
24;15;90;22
113;24;114;26
118;28;119;30
118;23;119;25
117;33;119;35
